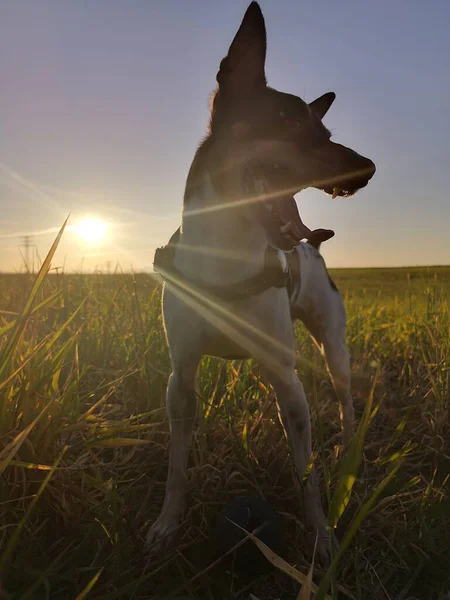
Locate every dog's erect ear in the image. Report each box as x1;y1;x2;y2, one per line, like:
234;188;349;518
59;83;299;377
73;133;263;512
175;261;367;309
216;2;266;92
309;92;336;120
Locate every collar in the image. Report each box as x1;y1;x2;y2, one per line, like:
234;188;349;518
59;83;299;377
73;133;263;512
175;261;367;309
153;227;289;302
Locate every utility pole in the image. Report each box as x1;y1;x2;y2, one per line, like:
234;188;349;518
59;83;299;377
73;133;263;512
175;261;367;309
20;235;35;273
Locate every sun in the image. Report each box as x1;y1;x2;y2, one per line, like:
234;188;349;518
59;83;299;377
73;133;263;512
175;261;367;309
74;217;108;243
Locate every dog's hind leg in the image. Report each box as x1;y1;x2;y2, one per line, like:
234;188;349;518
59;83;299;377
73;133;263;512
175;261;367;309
145;356;198;551
262;366;332;568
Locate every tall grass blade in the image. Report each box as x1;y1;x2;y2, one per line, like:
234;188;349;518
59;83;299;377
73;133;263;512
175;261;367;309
228;519;333;599
327;376;378;529
0;217;68;381
297;533;318;599
0;289;62;338
0;332;52;393
75;566;104;600
42;296;87;354
0;401;54;476
0;446;67;577
315;460;403;600
88;438;153;447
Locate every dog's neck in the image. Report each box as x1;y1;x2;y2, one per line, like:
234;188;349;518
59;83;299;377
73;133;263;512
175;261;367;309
174;143;270;285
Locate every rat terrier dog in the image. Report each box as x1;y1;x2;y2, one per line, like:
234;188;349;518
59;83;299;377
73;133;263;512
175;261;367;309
149;2;375;567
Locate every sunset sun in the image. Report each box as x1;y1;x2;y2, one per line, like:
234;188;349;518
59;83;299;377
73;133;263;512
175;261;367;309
74;217;108;243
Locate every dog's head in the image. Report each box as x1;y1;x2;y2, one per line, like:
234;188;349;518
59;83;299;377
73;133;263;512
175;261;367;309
205;2;376;250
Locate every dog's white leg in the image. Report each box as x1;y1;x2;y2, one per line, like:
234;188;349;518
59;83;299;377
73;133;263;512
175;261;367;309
262;366;332;568
299;294;354;446
146;358;198;550
302;316;354;446
293;246;354;446
321;333;354;447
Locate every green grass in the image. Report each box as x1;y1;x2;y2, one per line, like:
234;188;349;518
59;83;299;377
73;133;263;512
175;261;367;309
0;261;449;599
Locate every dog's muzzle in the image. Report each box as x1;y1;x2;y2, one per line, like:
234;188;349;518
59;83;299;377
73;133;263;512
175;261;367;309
317;147;376;198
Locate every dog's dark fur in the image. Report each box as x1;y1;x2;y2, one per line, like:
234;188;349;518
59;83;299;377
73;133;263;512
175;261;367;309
186;4;374;212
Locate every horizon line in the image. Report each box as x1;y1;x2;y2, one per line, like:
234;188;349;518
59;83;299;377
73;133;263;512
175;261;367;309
0;263;450;276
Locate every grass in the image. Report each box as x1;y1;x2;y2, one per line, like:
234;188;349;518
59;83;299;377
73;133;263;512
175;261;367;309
0;251;449;599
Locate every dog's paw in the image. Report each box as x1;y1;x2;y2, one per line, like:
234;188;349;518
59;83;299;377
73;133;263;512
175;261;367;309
315;535;333;570
145;516;181;554
308;530;338;571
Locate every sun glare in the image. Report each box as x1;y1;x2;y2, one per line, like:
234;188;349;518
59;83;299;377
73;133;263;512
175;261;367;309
74;218;108;243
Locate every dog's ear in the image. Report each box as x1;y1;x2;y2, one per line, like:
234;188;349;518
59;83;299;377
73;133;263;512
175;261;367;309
307;228;335;249
216;2;267;93
309;92;336;120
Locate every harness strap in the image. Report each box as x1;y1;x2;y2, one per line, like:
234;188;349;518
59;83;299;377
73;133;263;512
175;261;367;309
153;227;289;302
286;248;300;300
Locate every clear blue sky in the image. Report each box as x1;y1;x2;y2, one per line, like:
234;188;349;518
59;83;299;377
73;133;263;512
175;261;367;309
1;0;449;271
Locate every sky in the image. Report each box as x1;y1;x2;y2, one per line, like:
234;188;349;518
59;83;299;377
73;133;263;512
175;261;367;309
1;0;449;272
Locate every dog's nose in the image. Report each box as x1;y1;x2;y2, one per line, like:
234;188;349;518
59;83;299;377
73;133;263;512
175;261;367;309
345;157;376;195
366;158;376;180
356;157;376;187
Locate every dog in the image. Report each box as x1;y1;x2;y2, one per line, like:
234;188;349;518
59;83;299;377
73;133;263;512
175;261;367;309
148;2;375;567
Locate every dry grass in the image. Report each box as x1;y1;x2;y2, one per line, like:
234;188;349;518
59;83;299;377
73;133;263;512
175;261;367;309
0;257;449;599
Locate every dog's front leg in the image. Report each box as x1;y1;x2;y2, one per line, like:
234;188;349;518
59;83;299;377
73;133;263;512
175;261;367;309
321;335;354;447
296;280;355;446
146;361;198;551
263;367;332;568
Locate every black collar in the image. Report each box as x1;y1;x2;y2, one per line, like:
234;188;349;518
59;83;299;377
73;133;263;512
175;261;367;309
153;228;289;302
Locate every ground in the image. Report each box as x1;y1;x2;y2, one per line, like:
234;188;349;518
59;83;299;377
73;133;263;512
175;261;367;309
0;266;448;599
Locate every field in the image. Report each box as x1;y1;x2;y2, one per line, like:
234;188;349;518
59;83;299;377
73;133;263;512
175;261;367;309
0;255;449;599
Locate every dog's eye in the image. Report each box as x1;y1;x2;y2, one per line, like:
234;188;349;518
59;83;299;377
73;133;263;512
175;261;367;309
280;111;302;127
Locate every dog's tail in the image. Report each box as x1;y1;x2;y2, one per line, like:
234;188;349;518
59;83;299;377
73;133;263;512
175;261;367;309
306;228;335;250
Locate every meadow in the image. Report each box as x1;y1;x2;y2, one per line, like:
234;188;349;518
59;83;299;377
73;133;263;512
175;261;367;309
0;238;449;599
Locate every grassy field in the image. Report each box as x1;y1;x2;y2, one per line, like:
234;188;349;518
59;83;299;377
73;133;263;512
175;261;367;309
0;254;449;599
